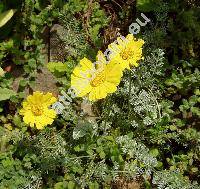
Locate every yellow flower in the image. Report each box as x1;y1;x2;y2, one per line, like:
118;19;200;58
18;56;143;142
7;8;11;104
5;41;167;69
19;91;57;129
108;34;144;70
71;51;123;101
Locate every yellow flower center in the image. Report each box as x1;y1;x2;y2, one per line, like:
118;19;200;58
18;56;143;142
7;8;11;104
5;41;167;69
121;47;134;60
31;105;43;116
90;71;106;87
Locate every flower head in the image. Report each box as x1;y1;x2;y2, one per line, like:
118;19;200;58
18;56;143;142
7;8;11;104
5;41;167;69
71;51;123;101
19;91;57;129
108;34;144;70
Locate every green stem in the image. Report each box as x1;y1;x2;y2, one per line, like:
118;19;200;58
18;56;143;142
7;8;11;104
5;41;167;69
148;87;162;119
128;71;132;118
103;97;111;133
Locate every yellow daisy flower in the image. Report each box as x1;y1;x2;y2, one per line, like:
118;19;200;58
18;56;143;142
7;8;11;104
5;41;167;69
108;34;145;70
19;91;57;129
71;51;123;101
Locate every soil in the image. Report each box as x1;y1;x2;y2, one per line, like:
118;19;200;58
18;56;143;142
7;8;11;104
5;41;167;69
112;178;143;189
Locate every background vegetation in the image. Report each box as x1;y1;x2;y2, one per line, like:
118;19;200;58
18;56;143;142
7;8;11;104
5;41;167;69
0;0;199;188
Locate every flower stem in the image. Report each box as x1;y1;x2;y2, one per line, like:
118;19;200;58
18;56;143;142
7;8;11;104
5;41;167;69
128;71;132;118
103;97;111;133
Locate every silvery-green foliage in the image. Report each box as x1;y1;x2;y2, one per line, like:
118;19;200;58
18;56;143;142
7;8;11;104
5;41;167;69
152;170;200;189
33;129;66;158
99;121;112;134
87;160;108;180
21;175;42;189
31;128;66;171
60;102;78;122
112;162;120;180
116;135;157;179
63;131;158;187
57;12;88;58
113;48;165;127
144;48;165;76
130;120;139;128
73;120;98;140
66;160;109;188
109;103;121;116
0;127;25;145
123;161;141;178
117;80;160;126
130;88;159;124
132;48;165;87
